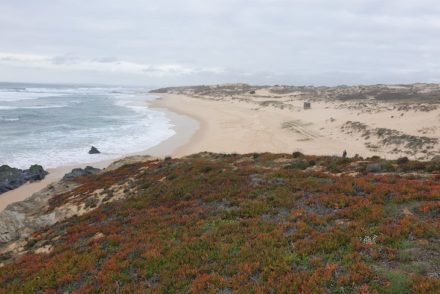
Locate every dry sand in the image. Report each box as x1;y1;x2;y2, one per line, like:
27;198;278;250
153;92;440;159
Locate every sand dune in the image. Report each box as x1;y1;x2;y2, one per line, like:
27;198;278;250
153;88;440;160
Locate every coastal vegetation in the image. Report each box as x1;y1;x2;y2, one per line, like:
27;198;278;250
150;83;440;104
0;152;439;292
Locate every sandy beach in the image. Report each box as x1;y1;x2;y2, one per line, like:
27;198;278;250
153;91;440;159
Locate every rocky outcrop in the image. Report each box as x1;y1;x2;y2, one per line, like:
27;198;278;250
0;179;80;243
0;165;48;194
63;166;101;181
0;161;135;245
88;146;100;154
0;166;100;244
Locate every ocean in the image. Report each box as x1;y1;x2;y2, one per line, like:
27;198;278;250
0;83;175;169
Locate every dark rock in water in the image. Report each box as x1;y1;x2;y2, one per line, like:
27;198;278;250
88;146;101;154
0;164;48;194
63;166;101;181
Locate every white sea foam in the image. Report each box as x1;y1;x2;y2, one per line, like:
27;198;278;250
0;104;67;110
2;112;175;169
0;86;129;102
0;117;19;121
0;90;67;102
0;86;175;169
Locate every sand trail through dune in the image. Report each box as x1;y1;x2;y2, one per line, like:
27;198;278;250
282;120;322;141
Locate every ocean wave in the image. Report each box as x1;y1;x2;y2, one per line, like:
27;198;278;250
0;91;67;102
0;120;175;169
0;117;19;122
112;92;154;113
0;86;174;169
0;95;175;169
0;104;67;110
0;106;15;110
0;87;147;102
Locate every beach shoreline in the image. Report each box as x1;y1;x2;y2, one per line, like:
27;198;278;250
0;98;200;212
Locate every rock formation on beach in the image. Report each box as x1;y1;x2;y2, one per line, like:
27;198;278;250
62;166;101;181
0;155;153;245
0;165;48;194
0;166;102;244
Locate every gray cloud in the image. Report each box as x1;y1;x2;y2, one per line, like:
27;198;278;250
0;0;439;86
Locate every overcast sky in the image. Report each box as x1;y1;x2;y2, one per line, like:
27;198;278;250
1;0;440;86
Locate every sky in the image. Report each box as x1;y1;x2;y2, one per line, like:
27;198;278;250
1;0;440;86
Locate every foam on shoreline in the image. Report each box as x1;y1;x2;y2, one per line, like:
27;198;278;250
0;103;200;212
